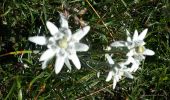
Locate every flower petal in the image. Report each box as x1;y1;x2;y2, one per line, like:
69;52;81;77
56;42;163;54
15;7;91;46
106;71;113;82
124;56;140;72
126;49;135;57
119;62;126;68
112;78;117;89
105;54;114;64
60;28;72;40
124;72;133;79
59;13;69;29
69;53;81;69
41;59;49;69
115;73;123;82
114;75;119;82
39;49;56;61
131;60;140;72
74;43;89;51
46;21;59;36
64;58;72;71
111;41;126;47
138;29;148;40
72;26;90;41
28;36;47;45
47;37;58;49
135;55;145;61
126;29;132;42
55;54;66;74
124;56;134;65
143;49;155;56
134;40;145;46
133;30;138;41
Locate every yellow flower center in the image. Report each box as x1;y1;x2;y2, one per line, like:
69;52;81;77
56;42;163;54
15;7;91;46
58;37;68;49
135;45;145;53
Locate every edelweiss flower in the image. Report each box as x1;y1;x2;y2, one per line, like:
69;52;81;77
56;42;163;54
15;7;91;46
111;29;155;72
105;54;133;89
125;29;155;72
112;29;155;58
29;13;90;74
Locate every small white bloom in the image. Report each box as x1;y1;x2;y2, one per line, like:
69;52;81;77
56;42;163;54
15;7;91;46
110;29;155;72
124;29;155;72
29;12;90;74
105;54;133;89
111;29;155;54
125;29;155;60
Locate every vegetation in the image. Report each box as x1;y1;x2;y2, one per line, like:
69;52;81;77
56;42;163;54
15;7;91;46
0;0;170;99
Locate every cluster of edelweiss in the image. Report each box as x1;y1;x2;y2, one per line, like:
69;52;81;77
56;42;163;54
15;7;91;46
29;12;155;89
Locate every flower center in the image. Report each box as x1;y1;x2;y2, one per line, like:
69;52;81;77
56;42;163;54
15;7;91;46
58;36;68;49
135;45;145;53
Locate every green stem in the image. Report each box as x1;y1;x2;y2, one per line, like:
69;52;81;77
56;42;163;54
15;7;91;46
5;81;16;100
16;75;22;100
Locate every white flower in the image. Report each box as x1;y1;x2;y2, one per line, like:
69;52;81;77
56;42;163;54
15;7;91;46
111;29;155;72
125;29;155;59
105;54;133;89
29;13;90;74
112;29;155;59
126;29;155;72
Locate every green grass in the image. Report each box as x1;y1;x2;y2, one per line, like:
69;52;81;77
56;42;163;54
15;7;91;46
0;0;170;99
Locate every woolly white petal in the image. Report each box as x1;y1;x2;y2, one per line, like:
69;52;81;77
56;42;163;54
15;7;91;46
73;26;90;41
126;49;135;57
134;40;145;46
55;54;66;74
111;41;126;47
74;43;89;51
131;61;140;72
127;36;131;42
114;75;120;82
59;13;69;29
65;29;72;40
47;37;57;49
124;56;140;72
126;29;130;36
126;42;135;49
117;74;122;81
105;54;114;64
138;29;148;40
124;56;134;65
135;55;145;61
65;58;72;71
28;36;47;45
46;21;59;36
126;29;132;42
106;71;113;82
41;59;49;69
39;49;56;61
143;49;155;56
133;30;138;41
113;78;117;89
119;62;126;68
124;72;133;79
69;54;81;69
